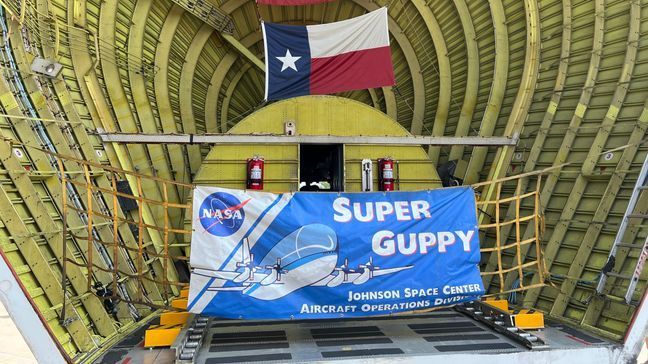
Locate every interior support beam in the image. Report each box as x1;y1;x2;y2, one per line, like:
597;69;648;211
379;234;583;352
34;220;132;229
206;33;262;133
411;0;451;163
154;5;190;183
167;0;234;32
479;0;540;211
129;0;183;218
43;0;164;304
2;15;154;323
581;99;648;326
221;33;265;71
482;0;572;289
97;132;519;146
547;0;641;318
180;23;215;174
462;0;509;184
209;52;239;133
221;64;252;132
447;0;479;162
0;85;112;348
521;0;607;308
65;0;168;303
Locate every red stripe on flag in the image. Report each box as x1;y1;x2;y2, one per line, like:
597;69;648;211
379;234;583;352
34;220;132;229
310;46;395;95
257;0;334;5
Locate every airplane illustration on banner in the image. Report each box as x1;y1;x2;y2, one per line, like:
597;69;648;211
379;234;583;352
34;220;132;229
192;224;413;300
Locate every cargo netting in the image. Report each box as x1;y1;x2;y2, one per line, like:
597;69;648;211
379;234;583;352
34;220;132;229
48;145;546;312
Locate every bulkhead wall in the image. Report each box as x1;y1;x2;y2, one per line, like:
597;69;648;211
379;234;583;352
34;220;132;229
194;96;442;191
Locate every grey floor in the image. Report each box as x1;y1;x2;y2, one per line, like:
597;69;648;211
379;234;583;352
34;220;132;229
199;309;522;363
101;309;617;364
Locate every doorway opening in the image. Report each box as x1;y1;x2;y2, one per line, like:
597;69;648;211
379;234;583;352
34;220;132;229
299;144;343;192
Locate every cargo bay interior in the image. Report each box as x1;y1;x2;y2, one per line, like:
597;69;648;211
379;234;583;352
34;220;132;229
0;0;646;363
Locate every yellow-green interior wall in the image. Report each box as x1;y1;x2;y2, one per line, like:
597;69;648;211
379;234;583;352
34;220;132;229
194;96;442;192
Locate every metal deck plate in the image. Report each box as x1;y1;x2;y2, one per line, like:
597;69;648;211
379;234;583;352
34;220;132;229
196;310;524;363
102;310;618;363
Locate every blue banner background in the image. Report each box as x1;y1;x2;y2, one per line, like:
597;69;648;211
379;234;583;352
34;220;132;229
191;187;484;319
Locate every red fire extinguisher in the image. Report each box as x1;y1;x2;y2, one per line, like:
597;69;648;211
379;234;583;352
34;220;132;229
246;157;264;190
378;157;395;191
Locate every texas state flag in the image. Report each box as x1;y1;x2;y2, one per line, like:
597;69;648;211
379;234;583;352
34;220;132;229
262;8;395;100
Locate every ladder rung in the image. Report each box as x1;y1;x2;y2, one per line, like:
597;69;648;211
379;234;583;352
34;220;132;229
627;214;648;219
617;243;645;249
602;294;628;303
606;272;632;279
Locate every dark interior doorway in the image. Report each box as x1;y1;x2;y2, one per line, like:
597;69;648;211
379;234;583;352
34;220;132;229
299;144;343;192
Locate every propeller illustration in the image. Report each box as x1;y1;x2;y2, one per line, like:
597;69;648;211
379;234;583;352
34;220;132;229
328;258;355;287
354;256;380;285
261;258;287;286
234;252;256;283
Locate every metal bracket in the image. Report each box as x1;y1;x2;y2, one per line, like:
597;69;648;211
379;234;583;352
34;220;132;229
173;315;210;363
361;159;373;192
455;301;549;350
59;316;77;327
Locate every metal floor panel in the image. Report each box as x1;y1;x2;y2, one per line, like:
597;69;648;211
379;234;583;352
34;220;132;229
105;310;619;363
195;310;524;363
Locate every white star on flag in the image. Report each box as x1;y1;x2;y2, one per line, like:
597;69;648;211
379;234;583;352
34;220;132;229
276;49;301;72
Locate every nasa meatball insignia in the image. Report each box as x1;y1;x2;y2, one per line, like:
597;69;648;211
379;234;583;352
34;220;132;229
199;192;250;236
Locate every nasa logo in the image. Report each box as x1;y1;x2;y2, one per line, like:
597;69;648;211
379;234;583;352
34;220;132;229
199;192;249;237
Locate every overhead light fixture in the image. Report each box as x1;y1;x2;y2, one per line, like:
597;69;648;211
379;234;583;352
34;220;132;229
30;57;63;78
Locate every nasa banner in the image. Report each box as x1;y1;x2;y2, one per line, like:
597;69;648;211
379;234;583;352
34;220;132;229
188;186;485;319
